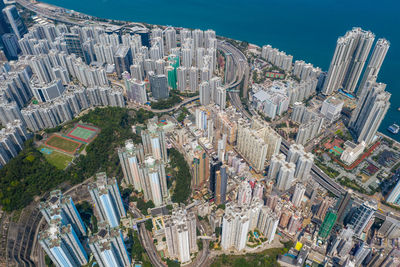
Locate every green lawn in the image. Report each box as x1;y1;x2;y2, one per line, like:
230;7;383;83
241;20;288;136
39;146;73;170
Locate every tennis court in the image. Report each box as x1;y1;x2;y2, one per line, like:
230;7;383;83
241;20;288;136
265;72;285;79
329;145;344;156
67;124;99;143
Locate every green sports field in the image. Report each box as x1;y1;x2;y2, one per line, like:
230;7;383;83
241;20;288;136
45;135;81;153
39;146;73;169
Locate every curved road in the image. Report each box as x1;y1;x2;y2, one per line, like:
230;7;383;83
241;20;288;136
131;203;210;267
14;1;400;263
16;0;146;28
221;39;397;223
217;39;351;200
217;40;252;119
129;95;200;114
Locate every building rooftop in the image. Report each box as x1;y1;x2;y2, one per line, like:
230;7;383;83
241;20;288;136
324;96;344;106
116;46;130;57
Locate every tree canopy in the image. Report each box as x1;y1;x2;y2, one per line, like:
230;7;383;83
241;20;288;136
0;107;155;211
151;94;182;110
169;148;192;203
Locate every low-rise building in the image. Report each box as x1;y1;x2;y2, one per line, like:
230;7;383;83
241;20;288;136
340;141;365;165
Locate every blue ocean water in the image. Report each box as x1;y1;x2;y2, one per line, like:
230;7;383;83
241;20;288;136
41;0;400;141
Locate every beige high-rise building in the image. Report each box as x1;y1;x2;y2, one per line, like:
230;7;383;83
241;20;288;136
322;28;375;95
214;110;238;144
276;162;296;191
164;207;197;263
236;118;281;173
291;183;306;207
316;197;333;220
287;144;314;182
192;147;209;188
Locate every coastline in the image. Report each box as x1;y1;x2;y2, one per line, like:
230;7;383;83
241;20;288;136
378;132;400;150
16;0;400;149
1;2;400;266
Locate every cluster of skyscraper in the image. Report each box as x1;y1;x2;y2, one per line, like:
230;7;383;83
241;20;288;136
261;45;293;72
0;2;27;59
123;27;224;107
261;44;323;83
236;118;281;172
38;190;88;266
0;119;29;167
3;4;393;263
164;207;198;263
349;81;391;145
22;85;124;132
221;199;279;251
322;27;390;145
292;60;322;82
251;79;317;120
264;192;304;237
87;173;130;267
321;199;378;264
291;102;325;145
260;27;391;149
0;21;137;134
268;144;314;191
39;173;130;267
118;119;169;206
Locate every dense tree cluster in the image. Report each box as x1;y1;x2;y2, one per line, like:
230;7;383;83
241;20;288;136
210;241;294;267
176;107;189;122
76;201;98;233
166;259;181;267
0;139;65;211
169;148;192;203
136;198;155;215
151;94;182;110
0;107;155;211
129;229;145;262
145;220;153;231
170;89;199;98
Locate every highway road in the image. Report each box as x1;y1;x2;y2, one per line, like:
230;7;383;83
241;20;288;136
16;0;146;29
217;40;252;119
128;95;200;114
12;1;400;262
130;205;167;267
219;41;400;224
131;203;211;267
138;223;166;267
217;40;352;200
16;0;86;26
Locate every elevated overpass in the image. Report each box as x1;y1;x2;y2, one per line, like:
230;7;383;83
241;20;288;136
219;38;396;223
